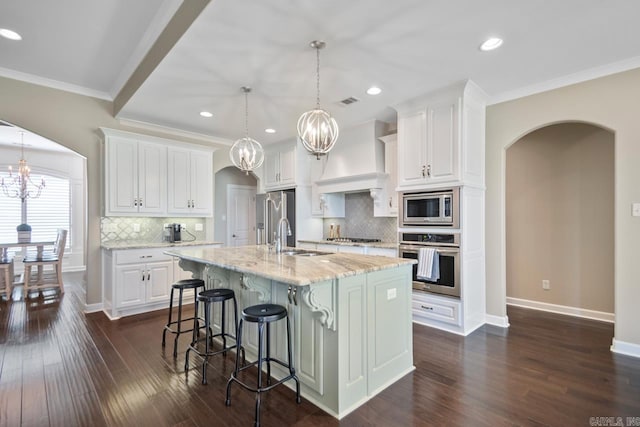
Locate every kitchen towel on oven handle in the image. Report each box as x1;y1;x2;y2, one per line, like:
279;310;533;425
417;247;440;281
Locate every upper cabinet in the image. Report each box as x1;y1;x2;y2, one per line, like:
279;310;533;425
101;128;213;217
103;130;167;216
167;147;213;216
395;80;486;191
264;144;296;190
372;133;398;217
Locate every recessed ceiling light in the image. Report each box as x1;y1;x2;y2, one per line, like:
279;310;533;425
366;86;382;96
0;28;22;41
199;111;213;118
480;37;503;51
265;128;276;134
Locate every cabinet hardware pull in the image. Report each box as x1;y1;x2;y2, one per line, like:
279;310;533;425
191;200;195;208
389;197;392;208
139;198;142;205
292;286;298;306
427;164;431;178
147;272;151;281
421;305;434;311
287;285;293;304
134;199;138;207
142;272;145;281
421;165;426;178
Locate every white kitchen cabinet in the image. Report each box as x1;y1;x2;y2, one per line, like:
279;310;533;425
311;187;345;218
372;134;399;217
103;131;167;216
264;144;296;190
395;80;486;191
167;147;213;216
412;291;461;330
103;247;174;319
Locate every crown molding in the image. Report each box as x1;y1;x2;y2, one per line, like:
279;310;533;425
117;117;233;148
489;55;640;105
0;66;112;100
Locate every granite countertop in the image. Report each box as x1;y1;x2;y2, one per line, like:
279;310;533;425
101;240;223;250
166;245;415;286
297;239;398;249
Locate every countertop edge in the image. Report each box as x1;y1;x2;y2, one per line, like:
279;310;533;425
297;239;398;249
101;241;224;251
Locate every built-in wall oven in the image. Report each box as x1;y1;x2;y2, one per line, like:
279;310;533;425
400;188;459;228
399;232;460;298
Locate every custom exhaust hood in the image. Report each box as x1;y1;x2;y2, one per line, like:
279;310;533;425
315;120;388;193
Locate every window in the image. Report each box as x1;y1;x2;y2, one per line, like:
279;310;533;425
0;172;71;251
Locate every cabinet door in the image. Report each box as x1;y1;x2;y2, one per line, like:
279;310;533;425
189;151;213;216
428;101;458;182
115;265;145;308
138;142;167;214
278;146;296;185
397;110;427;187
146;261;172;304
264;151;280;188
107;136;138;214
167;148;191;214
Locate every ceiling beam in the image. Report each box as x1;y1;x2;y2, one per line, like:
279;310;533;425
113;0;211;116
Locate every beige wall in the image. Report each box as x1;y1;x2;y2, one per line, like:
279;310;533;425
487;67;640;347
506;123;614;312
0;76;224;305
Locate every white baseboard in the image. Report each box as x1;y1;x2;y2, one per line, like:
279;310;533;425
84;302;103;313
485;314;510;328
507;297;614;323
611;338;640;359
64;266;86;273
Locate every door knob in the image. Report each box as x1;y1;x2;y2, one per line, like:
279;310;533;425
232;234;237;237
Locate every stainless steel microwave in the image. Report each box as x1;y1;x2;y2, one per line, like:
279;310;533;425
400;188;459;228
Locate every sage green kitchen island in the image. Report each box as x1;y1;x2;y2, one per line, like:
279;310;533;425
165;245;415;419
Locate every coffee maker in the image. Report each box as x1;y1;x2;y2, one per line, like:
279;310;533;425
165;223;182;242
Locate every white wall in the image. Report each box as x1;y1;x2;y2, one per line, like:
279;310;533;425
486;66;640;351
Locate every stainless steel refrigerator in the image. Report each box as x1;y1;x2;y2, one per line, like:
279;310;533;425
256;189;296;247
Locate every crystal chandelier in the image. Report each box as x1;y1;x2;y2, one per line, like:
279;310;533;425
229;86;265;174
297;40;339;159
1;131;45;200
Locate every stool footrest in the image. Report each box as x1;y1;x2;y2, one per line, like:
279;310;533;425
228;372;298;394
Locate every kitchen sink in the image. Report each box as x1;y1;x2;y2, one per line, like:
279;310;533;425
280;249;331;257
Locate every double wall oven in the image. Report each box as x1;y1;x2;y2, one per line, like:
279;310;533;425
399;232;460;298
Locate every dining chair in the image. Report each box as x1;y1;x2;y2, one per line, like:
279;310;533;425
0;256;14;298
23;229;67;294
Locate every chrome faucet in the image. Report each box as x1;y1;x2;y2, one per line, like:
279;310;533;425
275;217;292;253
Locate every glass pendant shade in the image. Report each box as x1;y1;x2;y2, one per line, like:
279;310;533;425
297;108;339;159
298;40;339;159
229;87;264;174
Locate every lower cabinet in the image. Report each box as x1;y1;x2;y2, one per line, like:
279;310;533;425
412;291;462;331
114;260;172;309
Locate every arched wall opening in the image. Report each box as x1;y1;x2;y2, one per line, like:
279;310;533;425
505;122;614;320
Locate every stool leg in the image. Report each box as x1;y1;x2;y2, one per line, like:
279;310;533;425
286;314;301;404
255;321;265;427
233;296;245;365
221;299;227;353
266;323;271;386
162;287;175;348
226;318;243;406
185;297;199;372
202;300;210;385
173;288;184;358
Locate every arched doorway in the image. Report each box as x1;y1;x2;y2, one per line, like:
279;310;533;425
505;122;614;320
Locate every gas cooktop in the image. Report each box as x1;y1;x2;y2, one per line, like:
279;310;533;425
326;237;382;243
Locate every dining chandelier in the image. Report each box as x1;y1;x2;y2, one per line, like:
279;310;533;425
297;40;339;159
229;86;265;174
0;131;45;201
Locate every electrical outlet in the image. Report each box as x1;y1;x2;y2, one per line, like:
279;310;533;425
633;203;640;217
387;288;397;300
542;279;550;290
181;223;187;230
195;223;203;231
133;223;141;232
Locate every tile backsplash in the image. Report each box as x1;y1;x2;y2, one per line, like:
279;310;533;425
101;217;206;243
323;192;397;242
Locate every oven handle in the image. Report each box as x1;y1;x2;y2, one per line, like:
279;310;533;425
399;245;459;254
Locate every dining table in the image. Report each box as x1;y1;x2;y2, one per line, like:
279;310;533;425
0;240;56;284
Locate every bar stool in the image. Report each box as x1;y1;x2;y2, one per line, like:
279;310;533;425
0;256;14;300
162;278;206;358
226;303;300;427
185;288;244;385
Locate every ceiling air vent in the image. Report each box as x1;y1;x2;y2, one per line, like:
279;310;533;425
338;96;359;106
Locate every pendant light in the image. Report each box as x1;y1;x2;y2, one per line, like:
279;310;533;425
297;40;339;159
229;87;265;174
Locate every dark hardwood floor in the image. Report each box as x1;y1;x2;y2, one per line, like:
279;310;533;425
1;276;639;426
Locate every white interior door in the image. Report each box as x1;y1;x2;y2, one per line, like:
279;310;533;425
227;185;256;247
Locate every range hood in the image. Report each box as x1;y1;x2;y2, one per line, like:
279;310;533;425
315;120;388;193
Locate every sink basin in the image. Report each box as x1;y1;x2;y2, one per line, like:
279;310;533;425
280;249;330;257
